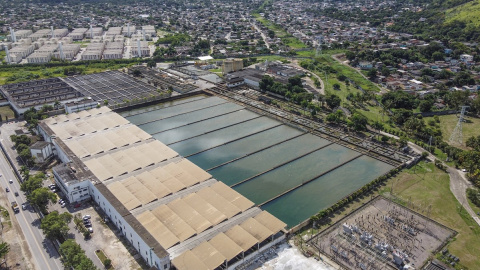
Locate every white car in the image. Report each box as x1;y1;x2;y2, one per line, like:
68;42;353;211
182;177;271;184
9;179;13;184
88;227;93;233
83;215;91;219
462;169;467;172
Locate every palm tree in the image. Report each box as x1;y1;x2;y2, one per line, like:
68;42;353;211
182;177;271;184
381;100;392;122
20;166;30;180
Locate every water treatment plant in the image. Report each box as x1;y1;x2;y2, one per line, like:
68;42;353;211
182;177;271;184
120;93;407;228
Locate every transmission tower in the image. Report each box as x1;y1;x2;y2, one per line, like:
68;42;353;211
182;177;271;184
449;106;469;145
315;36;323;57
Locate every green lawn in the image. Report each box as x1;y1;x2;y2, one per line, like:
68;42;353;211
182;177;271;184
381;161;480;269
427;114;480;149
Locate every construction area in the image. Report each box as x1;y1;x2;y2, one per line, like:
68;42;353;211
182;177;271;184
309;197;456;270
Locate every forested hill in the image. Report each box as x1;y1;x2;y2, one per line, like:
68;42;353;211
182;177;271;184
320;0;480;42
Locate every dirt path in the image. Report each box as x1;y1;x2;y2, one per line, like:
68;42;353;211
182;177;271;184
372;129;480;227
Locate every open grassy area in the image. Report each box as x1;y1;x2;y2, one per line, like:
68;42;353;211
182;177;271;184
380;161;480;269
317;54;380;92
427;114;480;149
446;0;480;27
0;62;137;85
0;106;16;120
281;37;307;49
252;13;306;50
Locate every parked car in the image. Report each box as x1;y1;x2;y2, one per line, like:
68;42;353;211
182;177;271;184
22;203;27;210
5;188;9;192
84;223;92;228
83;215;91;219
88;227;93;233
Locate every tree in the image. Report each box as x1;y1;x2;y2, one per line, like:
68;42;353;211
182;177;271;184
21;173;44;194
0;242;10;263
20;166;30;180
419;100;434;112
10;135;31;148
332;83;341;90
325;94;341;109
348;113;369;131
41;211;72;240
367;68;377;80
28;187;57;213
60;240;97;270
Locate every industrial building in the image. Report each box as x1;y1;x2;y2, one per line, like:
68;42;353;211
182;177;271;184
37;107;287;270
9;44;35;60
222;58;244;74
122;24;136;37
103;41;124;59
81;43;105;60
85;27;103;38
26;52;52;64
0;77;84;114
131;40;150;57
142;25;157;37
67;28;88;41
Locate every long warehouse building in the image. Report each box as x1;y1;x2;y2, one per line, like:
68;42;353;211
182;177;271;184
37;107;286;270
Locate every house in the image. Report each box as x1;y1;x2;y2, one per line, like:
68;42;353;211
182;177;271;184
225;76;244;88
358;61;373;70
460;54;473;63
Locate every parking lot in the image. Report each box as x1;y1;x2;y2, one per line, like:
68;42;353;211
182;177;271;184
48;181;143;270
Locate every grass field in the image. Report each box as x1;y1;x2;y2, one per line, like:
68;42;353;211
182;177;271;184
252;13;306;50
0;62;136;85
381;161;480;269
427;114;480;149
0;106;15;120
446;0;480;27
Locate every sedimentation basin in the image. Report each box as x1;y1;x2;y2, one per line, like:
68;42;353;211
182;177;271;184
121;95;394;227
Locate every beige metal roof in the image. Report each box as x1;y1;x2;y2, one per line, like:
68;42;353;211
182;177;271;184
167;198;212;234
175;159;212;183
122;177;157;205
240;217;272;242
182;193;227;226
135;172;173;199
136;210;180;249
108;181;142;210
210;181;254;212
190;242;226;270
150;205;197;242
208;233;243;261
197;187;241;219
171;250;209;270
83;140;178;181
253;211;286;234
224;225;258;251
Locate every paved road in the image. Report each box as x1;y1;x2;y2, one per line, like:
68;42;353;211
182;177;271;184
0;123;63;269
0;148;63;270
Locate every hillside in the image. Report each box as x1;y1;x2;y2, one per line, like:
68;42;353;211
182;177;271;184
446;0;480;27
